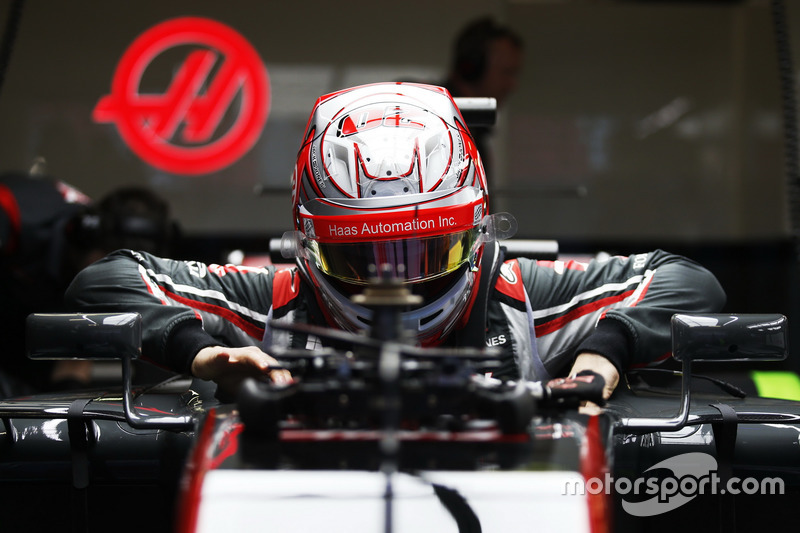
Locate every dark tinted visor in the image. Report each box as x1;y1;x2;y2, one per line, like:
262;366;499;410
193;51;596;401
307;228;479;284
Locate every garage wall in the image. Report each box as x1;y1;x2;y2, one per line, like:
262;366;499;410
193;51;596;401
500;1;789;242
0;0;794;244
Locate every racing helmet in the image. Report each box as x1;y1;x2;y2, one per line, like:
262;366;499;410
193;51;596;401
284;82;515;345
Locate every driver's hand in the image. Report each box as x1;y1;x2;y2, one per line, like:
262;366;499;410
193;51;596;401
569;352;619;415
191;346;292;395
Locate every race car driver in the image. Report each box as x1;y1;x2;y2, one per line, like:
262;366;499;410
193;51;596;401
64;82;726;404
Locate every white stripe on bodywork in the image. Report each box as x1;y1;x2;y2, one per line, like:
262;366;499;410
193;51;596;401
196;470;590;533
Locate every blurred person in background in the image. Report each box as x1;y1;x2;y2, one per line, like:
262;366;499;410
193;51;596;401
0;170;177;396
93;185;178;258
443;16;524;189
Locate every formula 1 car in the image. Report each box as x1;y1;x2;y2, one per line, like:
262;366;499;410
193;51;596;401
0;264;796;533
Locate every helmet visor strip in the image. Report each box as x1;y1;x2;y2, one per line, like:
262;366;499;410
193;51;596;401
307;228;480;284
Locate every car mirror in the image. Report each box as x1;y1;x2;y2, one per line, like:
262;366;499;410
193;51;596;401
671;313;788;362
25;312;192;430
26;312;141;361
617;313;788;435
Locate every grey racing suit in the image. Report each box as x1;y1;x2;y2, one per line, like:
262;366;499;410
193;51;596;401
64;245;726;381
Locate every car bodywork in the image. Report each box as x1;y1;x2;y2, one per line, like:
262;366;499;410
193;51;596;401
1;283;797;533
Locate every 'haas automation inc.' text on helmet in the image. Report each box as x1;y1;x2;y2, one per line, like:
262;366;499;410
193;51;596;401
284;82;515;345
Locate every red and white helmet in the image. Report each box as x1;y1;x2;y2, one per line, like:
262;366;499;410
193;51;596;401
285;82;512;345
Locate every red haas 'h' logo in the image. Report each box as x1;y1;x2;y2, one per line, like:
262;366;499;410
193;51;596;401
94;17;271;175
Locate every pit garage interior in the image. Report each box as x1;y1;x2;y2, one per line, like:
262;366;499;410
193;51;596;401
2;0;797;375
1;1;800;532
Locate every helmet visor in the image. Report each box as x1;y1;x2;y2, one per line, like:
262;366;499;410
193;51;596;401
307;228;479;284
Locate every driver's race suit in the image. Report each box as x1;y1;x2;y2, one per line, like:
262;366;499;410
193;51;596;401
64;244;726;381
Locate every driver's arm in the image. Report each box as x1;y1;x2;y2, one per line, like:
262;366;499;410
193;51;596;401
520;249;726;398
64;249;286;388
